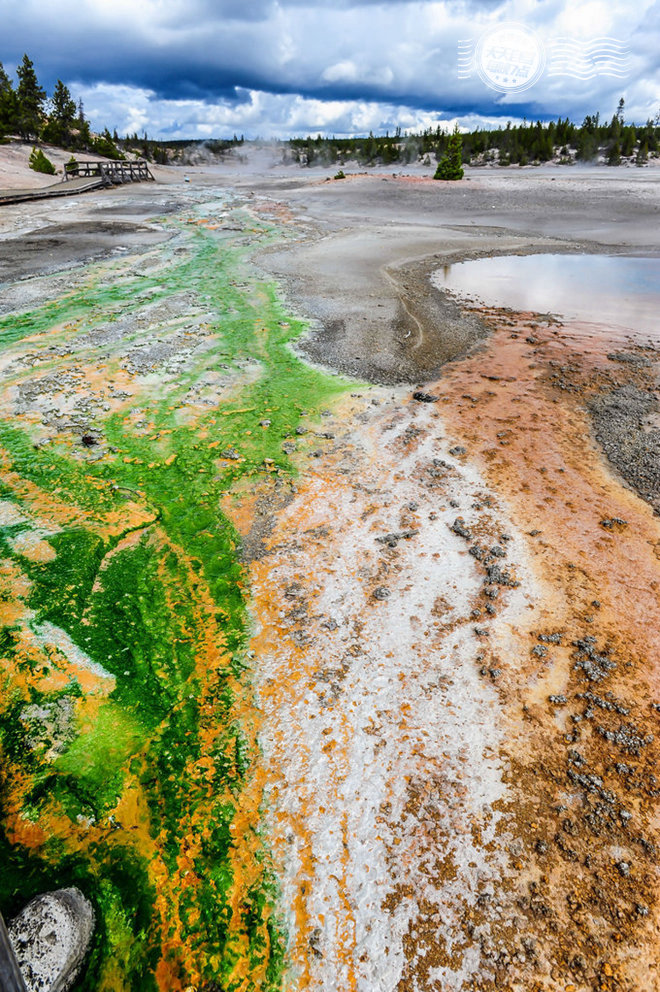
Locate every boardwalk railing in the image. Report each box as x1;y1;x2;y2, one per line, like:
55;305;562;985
0;158;156;207
64;160;154;185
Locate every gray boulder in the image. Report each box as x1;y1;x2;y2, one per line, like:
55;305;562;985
8;888;94;992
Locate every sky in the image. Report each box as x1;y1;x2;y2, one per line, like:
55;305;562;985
1;0;659;139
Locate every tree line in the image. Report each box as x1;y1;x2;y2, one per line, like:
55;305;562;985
289;98;659;168
2;53;658;171
0;54;249;166
0;54;127;160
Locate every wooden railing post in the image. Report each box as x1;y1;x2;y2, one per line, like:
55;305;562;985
55;158;154;190
0;912;27;992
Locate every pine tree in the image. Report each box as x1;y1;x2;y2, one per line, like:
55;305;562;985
42;79;77;146
29;145;56;174
76;98;91;149
0;61;18;136
434;124;464;180
621;126;635;158
16;54;46;140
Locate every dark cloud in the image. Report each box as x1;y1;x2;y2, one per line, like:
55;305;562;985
0;0;657;135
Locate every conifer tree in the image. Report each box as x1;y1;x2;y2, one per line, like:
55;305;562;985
43;79;77;146
608;138;621;166
76;98;91;148
16;54;46;139
621;125;636;158
0;61;18;136
434;124;464;180
29;145;56;174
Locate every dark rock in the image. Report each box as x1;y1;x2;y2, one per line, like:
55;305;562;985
412;391;438;403
450;517;472;539
485;563;520;587
606;351;652;367
539;632;562;644
596;722;653;755
577;690;630;716
572;636;617;682
600;517;628;530
375;529;418;548
469;544;487;561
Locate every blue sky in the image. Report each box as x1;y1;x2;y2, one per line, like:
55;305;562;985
2;0;659;138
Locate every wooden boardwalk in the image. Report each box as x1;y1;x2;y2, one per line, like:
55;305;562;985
0;160;155;206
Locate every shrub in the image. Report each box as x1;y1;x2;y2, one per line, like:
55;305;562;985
334;169;346;179
29;146;56;174
434;125;464;181
90;130;124;160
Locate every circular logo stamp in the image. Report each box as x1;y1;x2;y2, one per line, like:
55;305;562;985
476;22;546;93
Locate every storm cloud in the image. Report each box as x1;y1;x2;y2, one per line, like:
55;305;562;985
1;0;658;137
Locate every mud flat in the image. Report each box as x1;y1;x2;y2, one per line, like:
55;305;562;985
0;164;659;992
253;167;659;381
242;167;660;991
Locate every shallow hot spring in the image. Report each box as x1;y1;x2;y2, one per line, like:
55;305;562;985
433;253;660;335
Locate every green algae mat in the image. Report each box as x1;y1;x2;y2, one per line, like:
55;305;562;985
0;192;349;991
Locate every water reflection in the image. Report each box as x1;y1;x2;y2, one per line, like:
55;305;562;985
433;254;660;334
